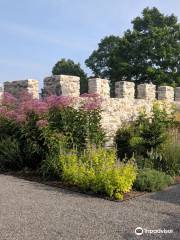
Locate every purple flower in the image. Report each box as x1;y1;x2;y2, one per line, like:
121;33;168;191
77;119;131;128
45;95;74;108
36;119;48;128
2;92;17;107
80;94;102;110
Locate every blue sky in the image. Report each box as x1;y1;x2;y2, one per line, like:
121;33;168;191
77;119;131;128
0;0;180;88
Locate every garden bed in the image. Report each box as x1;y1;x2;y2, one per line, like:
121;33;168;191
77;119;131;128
0;171;146;202
1;171;179;202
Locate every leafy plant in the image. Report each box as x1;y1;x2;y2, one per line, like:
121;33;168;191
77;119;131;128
0;137;23;171
115;102;175;160
42;145;137;200
0;92;105;171
134;168;174;192
114;125;134;160
135;103;174;153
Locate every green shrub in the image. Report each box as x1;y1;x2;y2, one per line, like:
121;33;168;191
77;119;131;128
159;143;180;176
0;137;23;171
42;146;137;200
115;103;178;177
0;92;105;171
115;103;175;161
114;125;134;160
134;103;174;154
135;143;180;176
134;168;174;192
48;107;105;150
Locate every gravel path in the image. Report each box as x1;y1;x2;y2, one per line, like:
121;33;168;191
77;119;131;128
0;174;179;240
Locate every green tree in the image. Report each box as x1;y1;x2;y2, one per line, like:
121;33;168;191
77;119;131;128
85;7;180;95
52;58;88;94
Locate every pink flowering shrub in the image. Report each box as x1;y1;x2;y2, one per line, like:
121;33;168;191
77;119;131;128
0;91;105;170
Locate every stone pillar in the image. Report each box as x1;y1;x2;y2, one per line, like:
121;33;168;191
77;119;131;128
137;83;156;100
115;81;135;99
175;87;180;101
0;83;3;103
88;78;110;97
43;75;80;97
4;79;39;99
158;86;174;101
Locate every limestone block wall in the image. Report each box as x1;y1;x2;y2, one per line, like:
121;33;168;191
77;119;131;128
2;75;180;146
86;78;175;146
44;75;80;97
4;79;39;99
0;83;3;102
115;81;135;99
137;83;156;100
88;78;110;97
158;86;174;101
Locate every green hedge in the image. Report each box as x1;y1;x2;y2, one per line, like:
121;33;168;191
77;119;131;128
42;146;137;200
134;168;174;192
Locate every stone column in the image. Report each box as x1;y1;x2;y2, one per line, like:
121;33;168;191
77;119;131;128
175;87;180;101
0;83;3;103
88;78;110;97
158;86;174;101
4;79;39;99
43;75;80;97
137;83;156;100
115;81;135;99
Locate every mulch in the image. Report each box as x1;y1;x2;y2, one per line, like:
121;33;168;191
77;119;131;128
1;171;180;202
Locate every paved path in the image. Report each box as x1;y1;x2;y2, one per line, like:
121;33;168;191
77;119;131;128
0;175;179;240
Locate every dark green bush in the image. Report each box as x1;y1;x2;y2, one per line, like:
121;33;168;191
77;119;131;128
0;93;105;171
115;103;175;159
0;137;23;171
115;103;179;177
134;103;174;153
114;125;134;160
158;143;180;176
134;168;174;192
48;107;105;150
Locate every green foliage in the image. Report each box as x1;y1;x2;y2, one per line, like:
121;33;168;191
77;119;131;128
0;92;105;170
134;103;174;153
0;116;20;139
0;137;23;171
41;146;137;200
115;103;175;161
115;103;179;177
52;58;88;94
155;142;180;176
114;125;135;160
162;143;180;176
85;7;180;94
134;168;174;192
48;107;105;150
0;114;62;170
134;140;180;176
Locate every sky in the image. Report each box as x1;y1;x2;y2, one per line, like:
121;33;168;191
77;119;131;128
0;0;180;88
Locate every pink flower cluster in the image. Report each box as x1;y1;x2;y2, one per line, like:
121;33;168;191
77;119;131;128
45;95;74;109
80;93;102;110
36;119;48;128
0;91;102;124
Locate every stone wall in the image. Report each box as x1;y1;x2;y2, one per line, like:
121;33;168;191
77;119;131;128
0;83;3;102
44;75;80;97
4;79;39;99
2;75;180;146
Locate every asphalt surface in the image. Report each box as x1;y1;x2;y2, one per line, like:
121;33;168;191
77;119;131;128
0;175;179;240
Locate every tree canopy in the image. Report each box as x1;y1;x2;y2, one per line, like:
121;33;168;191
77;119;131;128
85;7;180;95
52;58;88;94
